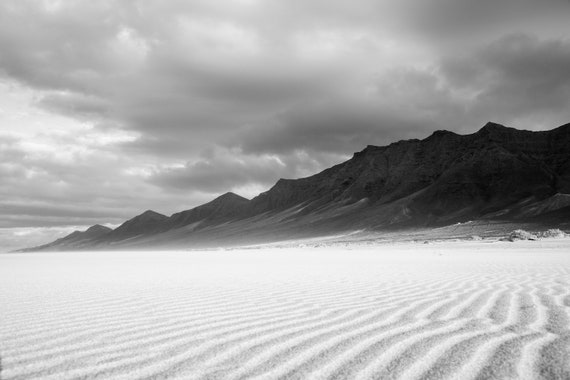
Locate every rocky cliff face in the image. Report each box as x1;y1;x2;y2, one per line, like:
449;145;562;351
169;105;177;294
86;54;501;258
246;122;570;224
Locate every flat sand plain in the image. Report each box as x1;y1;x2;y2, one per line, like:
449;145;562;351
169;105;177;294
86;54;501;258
1;240;569;379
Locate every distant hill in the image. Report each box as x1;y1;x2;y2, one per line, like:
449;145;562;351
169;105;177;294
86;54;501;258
103;210;168;243
21;122;570;251
19;224;112;252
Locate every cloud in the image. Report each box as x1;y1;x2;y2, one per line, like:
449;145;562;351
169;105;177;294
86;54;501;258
0;226;82;252
36;92;110;121
402;0;570;47
0;133;209;229
2;1;568;145
237;97;440;155
477;35;570;112
438;34;570;129
149;148;345;193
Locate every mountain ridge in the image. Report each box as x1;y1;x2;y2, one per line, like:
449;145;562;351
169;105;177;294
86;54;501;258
20;122;570;251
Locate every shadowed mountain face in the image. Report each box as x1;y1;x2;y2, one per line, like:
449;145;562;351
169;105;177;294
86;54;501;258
104;210;169;242
167;192;249;230
246;122;569;223
70;224;112;241
22;122;570;251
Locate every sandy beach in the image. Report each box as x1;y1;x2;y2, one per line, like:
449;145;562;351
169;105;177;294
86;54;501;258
1;240;569;379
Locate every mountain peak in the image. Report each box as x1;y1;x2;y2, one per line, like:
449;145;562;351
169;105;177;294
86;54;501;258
167;191;250;230
138;210;167;219
82;224;112;239
215;192;249;203
428;129;457;138
103;210;169;242
85;224;112;233
479;121;510;133
352;144;384;158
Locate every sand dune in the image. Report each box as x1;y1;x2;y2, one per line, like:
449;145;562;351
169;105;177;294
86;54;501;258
1;240;569;379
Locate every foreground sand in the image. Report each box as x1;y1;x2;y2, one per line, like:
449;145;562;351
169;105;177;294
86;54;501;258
0;240;569;379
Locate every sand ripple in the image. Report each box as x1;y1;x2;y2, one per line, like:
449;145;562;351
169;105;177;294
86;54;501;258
1;241;569;379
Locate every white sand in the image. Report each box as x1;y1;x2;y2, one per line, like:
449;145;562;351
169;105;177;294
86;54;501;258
0;240;569;379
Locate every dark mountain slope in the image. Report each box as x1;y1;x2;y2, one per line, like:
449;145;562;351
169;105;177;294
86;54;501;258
246;122;570;225
409;123;569;220
83;224;113;238
166;192;249;230
18;224;112;252
103;210;168;242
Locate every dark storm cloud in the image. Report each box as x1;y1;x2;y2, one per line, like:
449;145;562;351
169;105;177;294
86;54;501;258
238;31;570;155
238;99;439;155
476;35;570;113
0;1;121;93
0;0;569;240
37;92;110;121
150;149;344;192
2;0;569;151
0;134;189;229
150;152;284;192
437;34;570;129
0;202;126;220
0;206;123;228
405;0;570;46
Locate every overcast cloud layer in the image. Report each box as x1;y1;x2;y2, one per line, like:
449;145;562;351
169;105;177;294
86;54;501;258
1;0;569;250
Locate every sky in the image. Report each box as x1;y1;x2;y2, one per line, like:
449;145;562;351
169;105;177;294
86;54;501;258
1;0;570;251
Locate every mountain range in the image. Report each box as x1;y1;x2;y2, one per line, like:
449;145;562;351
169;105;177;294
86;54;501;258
21;122;570;251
